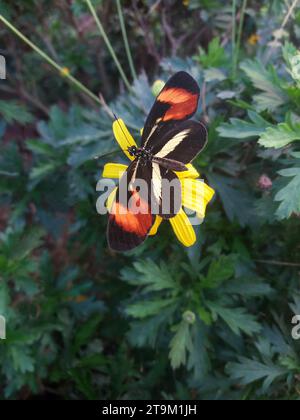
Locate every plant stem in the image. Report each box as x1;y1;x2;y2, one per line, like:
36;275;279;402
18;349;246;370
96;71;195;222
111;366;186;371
234;0;248;73
84;0;131;91
116;0;137;81
232;0;237;75
281;0;299;29
265;0;299;62
0;14;102;106
255;259;300;268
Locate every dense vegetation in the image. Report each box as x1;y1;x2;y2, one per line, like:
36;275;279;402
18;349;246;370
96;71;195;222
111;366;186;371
0;0;300;400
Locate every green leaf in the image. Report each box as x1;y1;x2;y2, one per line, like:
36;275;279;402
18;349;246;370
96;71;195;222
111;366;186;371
195;37;227;69
188;321;210;380
259;122;300;149
0;281;10;315
208;174;256;227
121;260;177;292
26;140;55;156
227;357;288;392
29;162;60;182
201;256;235;289
204;67;227;82
283;41;300;86
169;320;193;370
0;100;33;125
11;347;35;374
127;306;176;348
241;59;287;111
126;298;176;319
275;168;300;219
207;302;261;336
218;111;270;140
10;227;44;260
73;315;102;353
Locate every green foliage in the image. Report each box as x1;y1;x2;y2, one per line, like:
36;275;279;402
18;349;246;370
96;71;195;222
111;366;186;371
240;59;287;112
275;168;300;218
0;101;34;125
194;37;227;69
0;0;300;401
259;120;300;149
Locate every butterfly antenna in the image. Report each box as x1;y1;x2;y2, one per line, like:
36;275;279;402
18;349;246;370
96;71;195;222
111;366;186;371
94;149;120;160
113;112;133;151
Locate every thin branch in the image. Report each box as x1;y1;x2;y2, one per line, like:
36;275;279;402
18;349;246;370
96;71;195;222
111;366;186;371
281;0;299;29
84;0;131;91
98;93;115;120
0;14;102;106
255;259;300;268
116;0;137;80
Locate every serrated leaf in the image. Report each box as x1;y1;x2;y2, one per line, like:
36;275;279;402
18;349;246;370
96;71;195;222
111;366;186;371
126;298;175;319
201;256;235;289
195;37;227;69
259;122;300;149
0;100;33;124
275;167;300;218
26;140;55;156
218;111;270;140
208;174;256;226
29;162;59;182
169;320;193;370
227;357;288;392
11;347;35;374
207;302;261;336
121;260;177;292
241;59;287;111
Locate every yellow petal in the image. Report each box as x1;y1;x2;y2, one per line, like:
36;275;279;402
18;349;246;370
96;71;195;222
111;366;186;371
102;163;128;179
169;209;196;247
176;164;200;179
113;119;137;161
140;128;144;136
181;179;215;218
106;187;117;212
149;216;163;236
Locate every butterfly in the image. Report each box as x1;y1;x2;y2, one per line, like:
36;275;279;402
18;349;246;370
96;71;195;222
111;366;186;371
107;71;207;252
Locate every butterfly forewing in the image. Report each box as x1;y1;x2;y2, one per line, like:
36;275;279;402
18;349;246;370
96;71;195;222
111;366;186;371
141;71;200;149
152;120;207;164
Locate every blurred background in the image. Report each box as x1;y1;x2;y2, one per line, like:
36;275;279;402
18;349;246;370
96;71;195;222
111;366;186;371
0;0;300;400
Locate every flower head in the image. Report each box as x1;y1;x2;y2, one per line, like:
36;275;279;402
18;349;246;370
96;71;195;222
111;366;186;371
102;119;215;248
248;34;261;46
60;67;71;77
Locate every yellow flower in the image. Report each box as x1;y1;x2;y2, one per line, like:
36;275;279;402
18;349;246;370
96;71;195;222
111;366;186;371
102;119;215;248
183;0;190;7
60;67;71;77
247;34;261;46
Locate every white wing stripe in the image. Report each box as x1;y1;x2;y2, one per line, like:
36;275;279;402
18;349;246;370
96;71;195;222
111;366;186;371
152;163;162;203
155;129;190;158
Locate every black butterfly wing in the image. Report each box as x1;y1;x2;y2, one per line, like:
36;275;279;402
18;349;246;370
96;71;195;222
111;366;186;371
151;120;207;164
141;71;200;150
107;160;155;252
151;162;182;219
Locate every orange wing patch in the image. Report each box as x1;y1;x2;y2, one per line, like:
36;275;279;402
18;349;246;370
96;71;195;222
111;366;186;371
111;191;153;237
157;88;198;121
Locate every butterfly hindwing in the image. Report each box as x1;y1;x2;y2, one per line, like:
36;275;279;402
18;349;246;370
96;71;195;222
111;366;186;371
107;160;155;252
141;71;200;149
151;163;182;219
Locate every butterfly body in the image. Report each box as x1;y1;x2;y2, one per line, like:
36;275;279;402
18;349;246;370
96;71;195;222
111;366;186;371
107;71;208;252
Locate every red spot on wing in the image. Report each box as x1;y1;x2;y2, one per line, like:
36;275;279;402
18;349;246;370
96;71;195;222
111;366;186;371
157;88;198;121
110;191;153;237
